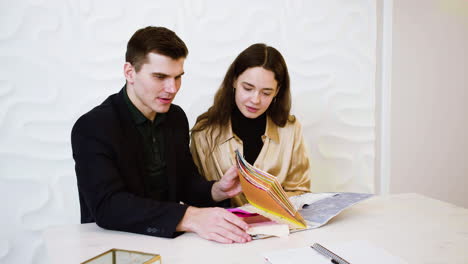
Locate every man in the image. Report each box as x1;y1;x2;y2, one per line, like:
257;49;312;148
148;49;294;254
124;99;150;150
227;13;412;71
71;26;251;244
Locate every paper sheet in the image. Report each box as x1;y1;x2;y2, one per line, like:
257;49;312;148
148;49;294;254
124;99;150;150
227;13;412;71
263;240;409;264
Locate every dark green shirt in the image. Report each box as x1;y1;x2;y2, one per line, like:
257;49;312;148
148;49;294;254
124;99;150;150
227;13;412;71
124;87;168;201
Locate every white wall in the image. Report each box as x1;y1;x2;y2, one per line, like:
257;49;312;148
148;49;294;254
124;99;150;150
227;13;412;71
390;0;468;207
0;1;376;263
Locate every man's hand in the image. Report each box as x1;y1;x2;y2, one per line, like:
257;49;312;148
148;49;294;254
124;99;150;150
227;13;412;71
211;166;241;202
176;206;252;244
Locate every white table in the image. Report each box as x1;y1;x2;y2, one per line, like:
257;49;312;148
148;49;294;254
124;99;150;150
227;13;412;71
43;194;468;263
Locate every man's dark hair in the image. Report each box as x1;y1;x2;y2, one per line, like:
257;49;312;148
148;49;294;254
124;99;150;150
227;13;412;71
125;26;188;72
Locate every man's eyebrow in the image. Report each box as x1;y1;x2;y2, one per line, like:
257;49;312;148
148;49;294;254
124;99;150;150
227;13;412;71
152;72;185;77
152;72;168;77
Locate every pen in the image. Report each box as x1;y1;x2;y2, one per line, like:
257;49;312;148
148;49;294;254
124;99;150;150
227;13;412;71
310;243;350;264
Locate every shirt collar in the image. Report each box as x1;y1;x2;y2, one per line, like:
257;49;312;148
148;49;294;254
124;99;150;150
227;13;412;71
123;85;166;125
265;116;279;142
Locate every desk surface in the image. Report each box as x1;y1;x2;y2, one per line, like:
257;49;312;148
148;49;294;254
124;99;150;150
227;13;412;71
43;193;468;264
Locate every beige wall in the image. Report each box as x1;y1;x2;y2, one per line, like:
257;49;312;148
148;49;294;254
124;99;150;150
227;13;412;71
390;0;468;207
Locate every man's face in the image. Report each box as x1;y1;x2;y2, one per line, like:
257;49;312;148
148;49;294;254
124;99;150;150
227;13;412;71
125;52;185;120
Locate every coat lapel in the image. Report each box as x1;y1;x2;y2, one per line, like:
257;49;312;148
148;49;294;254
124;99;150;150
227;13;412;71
163;109;177;202
113;88;146;190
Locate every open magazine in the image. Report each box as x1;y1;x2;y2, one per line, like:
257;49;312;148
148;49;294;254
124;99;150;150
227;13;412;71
293;192;373;230
234;150;373;238
235;150;307;229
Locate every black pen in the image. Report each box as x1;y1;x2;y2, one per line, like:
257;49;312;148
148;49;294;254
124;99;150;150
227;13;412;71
311;243;350;264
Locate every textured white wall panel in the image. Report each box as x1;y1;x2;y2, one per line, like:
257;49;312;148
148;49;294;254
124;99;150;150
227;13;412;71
0;0;376;263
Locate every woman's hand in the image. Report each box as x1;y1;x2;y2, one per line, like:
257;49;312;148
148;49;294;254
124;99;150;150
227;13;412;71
211;166;242;202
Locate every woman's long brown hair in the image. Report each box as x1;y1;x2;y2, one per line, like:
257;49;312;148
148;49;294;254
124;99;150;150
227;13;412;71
192;43;293;140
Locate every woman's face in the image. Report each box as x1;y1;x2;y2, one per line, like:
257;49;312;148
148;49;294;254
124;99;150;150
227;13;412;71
233;67;278;119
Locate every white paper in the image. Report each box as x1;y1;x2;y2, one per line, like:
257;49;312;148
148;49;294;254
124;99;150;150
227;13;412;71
330;240;409;264
262;240;409;264
263;247;331;264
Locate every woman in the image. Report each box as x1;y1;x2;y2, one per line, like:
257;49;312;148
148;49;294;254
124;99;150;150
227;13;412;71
190;43;311;206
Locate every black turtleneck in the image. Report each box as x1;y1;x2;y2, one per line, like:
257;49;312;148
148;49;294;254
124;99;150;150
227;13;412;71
231;107;267;164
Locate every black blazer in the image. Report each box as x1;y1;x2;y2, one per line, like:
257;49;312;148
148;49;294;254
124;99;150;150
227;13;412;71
71;88;217;238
